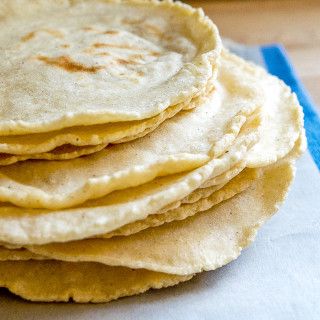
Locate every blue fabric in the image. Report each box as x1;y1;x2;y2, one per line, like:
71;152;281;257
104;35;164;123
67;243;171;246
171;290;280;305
261;44;320;170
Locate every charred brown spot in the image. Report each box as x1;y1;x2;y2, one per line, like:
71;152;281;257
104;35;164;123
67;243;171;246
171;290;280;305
103;30;119;35
21;29;63;42
130;54;144;60
60;44;70;49
150;51;161;57
117;58;137;65
93;42;136;50
43;29;64;38
37;55;103;73
83;27;95;31
92;42;145;51
21;31;36;42
163;34;173;41
92;43;109;48
137;70;145;77
122;18;143;25
96;52;110;56
143;23;163;37
83;47;94;54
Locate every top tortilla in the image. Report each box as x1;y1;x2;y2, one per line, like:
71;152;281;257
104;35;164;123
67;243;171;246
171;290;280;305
0;0;221;135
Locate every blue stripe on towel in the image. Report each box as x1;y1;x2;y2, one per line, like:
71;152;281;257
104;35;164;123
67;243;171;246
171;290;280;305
261;44;320;170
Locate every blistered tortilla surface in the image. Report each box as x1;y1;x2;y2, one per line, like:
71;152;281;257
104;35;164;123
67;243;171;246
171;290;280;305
0;0;221;135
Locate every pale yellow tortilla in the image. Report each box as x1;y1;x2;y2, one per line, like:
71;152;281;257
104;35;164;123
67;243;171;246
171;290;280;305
225;51;305;167
0;163;256;250
0;0;221;135
0;52;263;210
0;51;304;246
0;260;192;303
0;144;107;166
0;132;257;245
25;159;295;275
0;51;302;211
0;159;295;303
0;80;213;157
100;130;305;238
0;132;303;250
101;167;261;238
0;247;44;261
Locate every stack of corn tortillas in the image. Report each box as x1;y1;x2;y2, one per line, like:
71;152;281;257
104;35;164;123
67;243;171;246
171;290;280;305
0;0;306;303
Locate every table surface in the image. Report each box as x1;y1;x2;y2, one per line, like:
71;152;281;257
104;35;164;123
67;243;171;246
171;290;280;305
187;0;320;111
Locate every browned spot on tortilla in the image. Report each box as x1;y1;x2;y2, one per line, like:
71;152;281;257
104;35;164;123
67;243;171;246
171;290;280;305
130;54;144;60
143;23;163;37
83;47;94;54
103;30;119;35
96;52;110;56
117;58;137;65
92;42;143;51
43;29;64;38
150;51;161;57
122;18;144;25
21;31;36;42
163;34;173;41
37;55;103;73
21;29;64;42
60;44;70;49
92;43;109;48
137;70;145;77
83;27;95;31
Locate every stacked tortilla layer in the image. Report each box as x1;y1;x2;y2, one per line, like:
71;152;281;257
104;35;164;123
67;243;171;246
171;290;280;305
0;0;305;303
0;0;220;165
